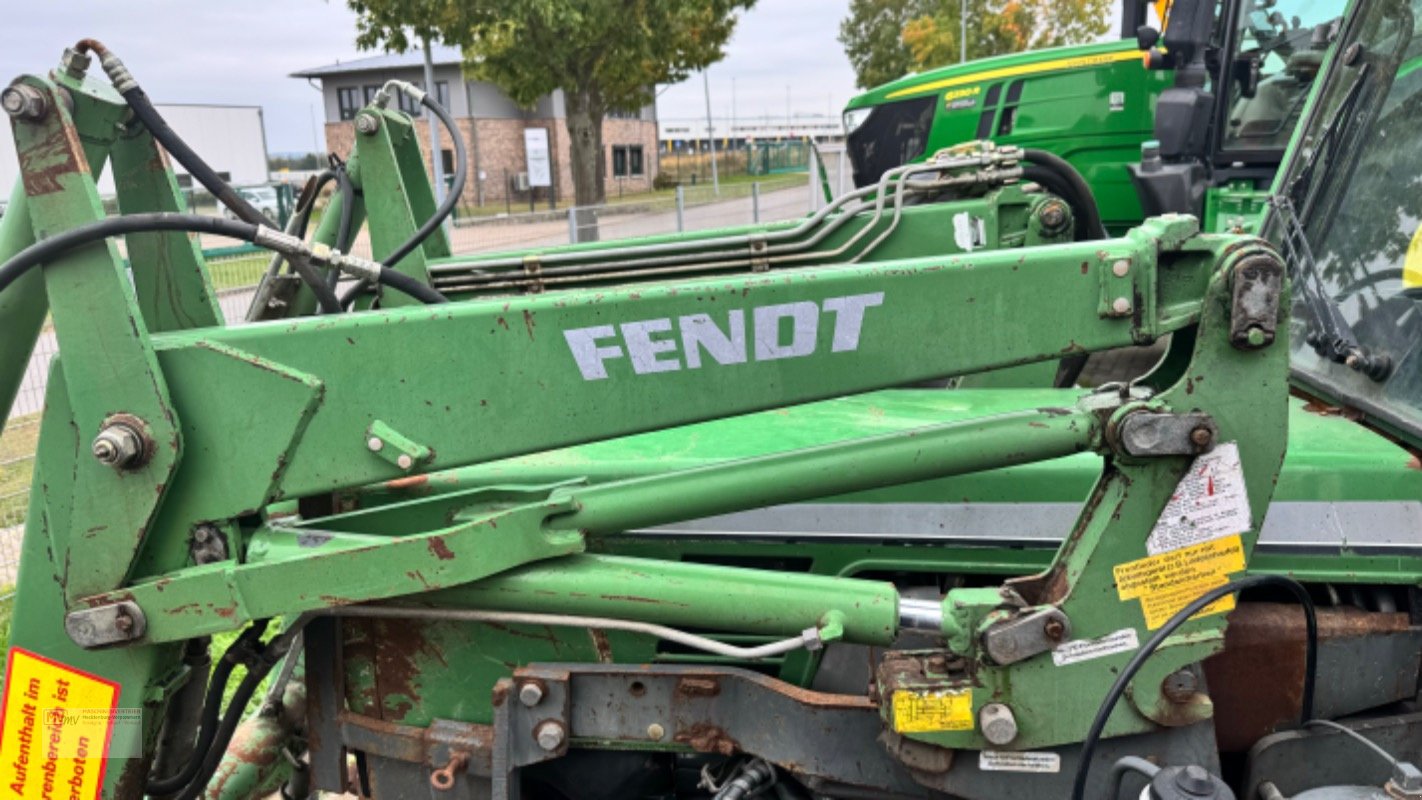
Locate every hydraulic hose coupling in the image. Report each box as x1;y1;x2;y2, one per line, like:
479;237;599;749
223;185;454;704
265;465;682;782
74;40;135;93
374;79;426;109
252;225;384;282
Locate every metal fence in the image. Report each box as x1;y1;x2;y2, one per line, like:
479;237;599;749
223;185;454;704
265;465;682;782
0;172;825;595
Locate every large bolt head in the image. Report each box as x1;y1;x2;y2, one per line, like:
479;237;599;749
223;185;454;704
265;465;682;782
92;423;145;469
1;84;48;121
518;682;544;707
534;720;565;752
355;113;380;135
978;702;1018;746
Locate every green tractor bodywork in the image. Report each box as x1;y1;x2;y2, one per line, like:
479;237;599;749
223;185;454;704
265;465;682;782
842;0;1344;234
844;40;1169;232
0;2;1421;795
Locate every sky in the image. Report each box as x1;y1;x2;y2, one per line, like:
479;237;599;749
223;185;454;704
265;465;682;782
1;0;858;154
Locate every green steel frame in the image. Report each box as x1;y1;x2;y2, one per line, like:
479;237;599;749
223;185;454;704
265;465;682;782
0;67;1294;796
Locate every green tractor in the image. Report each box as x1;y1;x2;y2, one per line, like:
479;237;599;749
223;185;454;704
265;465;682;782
842;0;1344;234
1;0;1421;796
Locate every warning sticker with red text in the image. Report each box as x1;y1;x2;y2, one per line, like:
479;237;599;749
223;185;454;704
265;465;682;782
0;648;122;800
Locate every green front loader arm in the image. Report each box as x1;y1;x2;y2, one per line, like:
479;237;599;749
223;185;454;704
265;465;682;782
0;69;1289;798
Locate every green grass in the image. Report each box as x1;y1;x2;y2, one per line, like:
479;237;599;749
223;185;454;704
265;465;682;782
0;594;12;652
206;253;270;292
1;415;39;528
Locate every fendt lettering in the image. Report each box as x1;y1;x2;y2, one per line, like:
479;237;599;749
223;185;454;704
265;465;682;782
562;292;885;380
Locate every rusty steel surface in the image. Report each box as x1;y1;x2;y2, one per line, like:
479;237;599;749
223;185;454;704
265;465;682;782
1205;602;1420;751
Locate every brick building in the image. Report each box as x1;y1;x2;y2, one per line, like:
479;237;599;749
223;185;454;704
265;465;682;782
292;47;659;208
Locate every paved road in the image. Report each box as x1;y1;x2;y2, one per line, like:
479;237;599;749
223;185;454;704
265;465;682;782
7;183;818;421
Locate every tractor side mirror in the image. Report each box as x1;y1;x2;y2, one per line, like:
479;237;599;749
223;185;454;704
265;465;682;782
1232;55;1261;99
1137;25;1161;50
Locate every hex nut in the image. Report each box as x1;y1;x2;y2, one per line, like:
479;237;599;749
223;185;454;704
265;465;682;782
534;720;566;752
979;702;1018;746
397;454;414;470
367;437;384;452
92;423;147;469
60;47;92;79
1112;259;1131;277
355;113;380;135
1111;297;1133;315
518;682;544;707
646;723;665;741
1;84;48;122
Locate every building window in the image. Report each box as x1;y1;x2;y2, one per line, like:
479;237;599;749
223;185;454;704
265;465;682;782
337;87;361;120
607;108;640;120
440;149;455;176
363;85;381;105
611;145;645;177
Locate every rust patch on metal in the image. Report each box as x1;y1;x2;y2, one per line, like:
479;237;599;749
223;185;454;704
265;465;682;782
522;309;536;340
385;474;430;490
1205;603;1413;751
18;104;90;196
1408;455;1421;471
371;619;447;722
588;629;613;663
427;536;456;561
675;723;741;756
676;677;722;698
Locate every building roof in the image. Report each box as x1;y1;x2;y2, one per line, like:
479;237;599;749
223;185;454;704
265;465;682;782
291;45;463;79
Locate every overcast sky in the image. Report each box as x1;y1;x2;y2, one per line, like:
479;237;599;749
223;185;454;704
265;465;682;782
2;0;857;154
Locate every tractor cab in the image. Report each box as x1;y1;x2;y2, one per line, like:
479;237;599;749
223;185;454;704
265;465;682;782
843;0;1345;233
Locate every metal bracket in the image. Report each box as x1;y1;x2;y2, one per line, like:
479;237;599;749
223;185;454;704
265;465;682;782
1115;411;1218;457
65;600;146;648
980;606;1071;666
366;420;433;472
1229;253;1285;349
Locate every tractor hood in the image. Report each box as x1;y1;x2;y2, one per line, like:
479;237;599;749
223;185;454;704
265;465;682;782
843;39;1145;112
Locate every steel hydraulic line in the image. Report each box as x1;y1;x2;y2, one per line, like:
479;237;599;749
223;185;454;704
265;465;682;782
432;175;957;293
430;164;970;292
427;157;969;282
327;606;833;660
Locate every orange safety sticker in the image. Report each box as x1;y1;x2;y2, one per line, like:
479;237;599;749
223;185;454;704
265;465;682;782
0;648;120;800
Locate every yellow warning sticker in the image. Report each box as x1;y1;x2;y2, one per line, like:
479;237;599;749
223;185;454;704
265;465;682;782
891;688;974;733
1404;224;1422;292
0;648;120;800
1114;534;1247;630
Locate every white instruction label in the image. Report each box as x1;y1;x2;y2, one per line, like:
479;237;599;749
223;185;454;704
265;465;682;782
979;750;1062;773
1146;441;1252;555
1051;628;1140;666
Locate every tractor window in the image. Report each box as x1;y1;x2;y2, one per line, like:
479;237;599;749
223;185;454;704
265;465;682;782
1266;0;1422;437
846;95;937;188
1221;0;1344;152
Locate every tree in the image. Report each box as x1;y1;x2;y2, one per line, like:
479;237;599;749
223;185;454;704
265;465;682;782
839;0;1112;90
348;0;756;210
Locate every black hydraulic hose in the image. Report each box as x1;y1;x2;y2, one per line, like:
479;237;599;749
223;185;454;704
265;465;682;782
1022;148;1108;241
74;39;344;314
383;92;467;269
1070;575;1317;800
171;621;308;800
146;622;268;795
0;213;257;296
119;86;342;314
342;90;464;309
335;163;356;253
